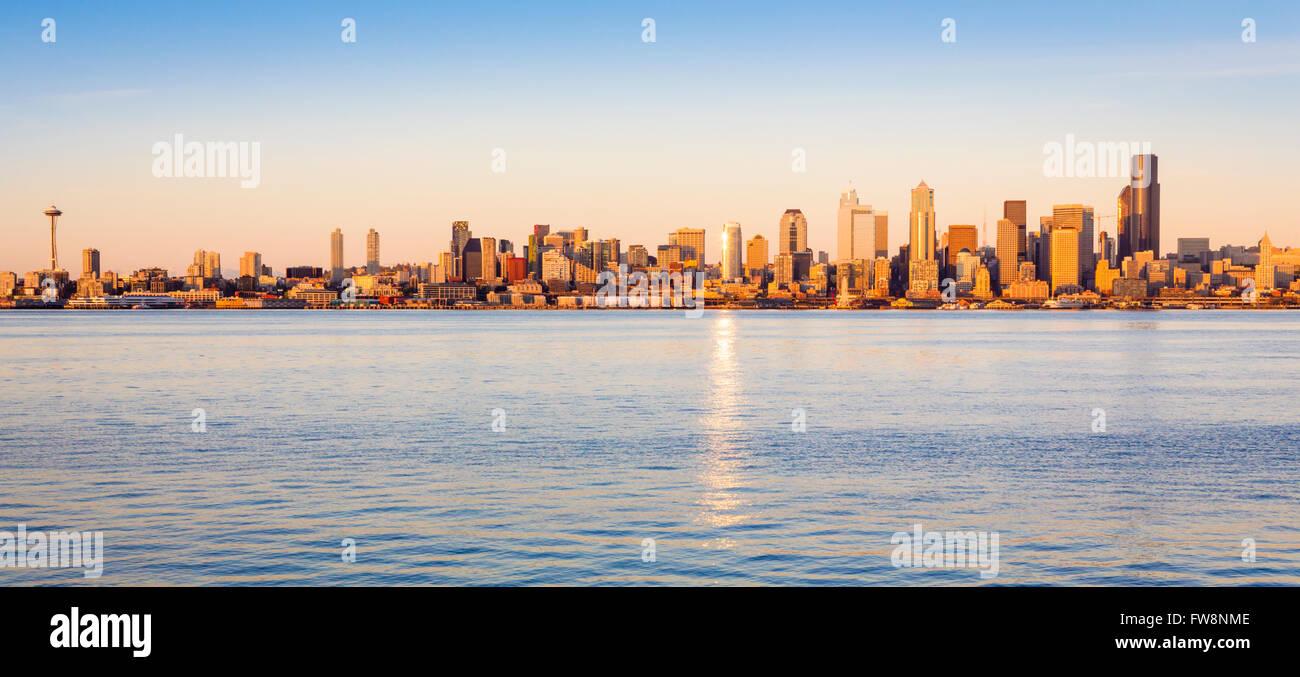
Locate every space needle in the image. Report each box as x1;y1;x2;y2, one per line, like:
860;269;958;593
44;204;62;270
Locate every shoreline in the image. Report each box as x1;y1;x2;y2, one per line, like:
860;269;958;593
2;305;1296;312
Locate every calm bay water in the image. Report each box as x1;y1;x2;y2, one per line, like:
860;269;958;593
1;309;1297;586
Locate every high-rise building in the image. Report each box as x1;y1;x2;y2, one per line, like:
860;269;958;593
528;225;550;278
593;239;619;272
81;248;100;280
572;240;598;284
656;244;682;267
204;250;221;279
480;236;497;281
572;227;588;245
461;238;483;282
947;225;978;257
873;257;891;294
1116;185;1133;260
541;248;571;282
836;187;886;261
909;181;936;262
451;221;471;256
437;251;455;283
1050;227;1079;294
366;228;380;275
239;251;263;279
1003;200;1027;259
995;219;1018;288
1082;206;1095;285
330;228;344;284
1100;231;1116;268
448;222;472;280
1037;216;1054;283
870;212;888;259
907;181;940;295
627;245;649;268
1256;233;1275;291
720;222;743;280
1177;238;1210;262
779;209;808;255
669;227;706;267
774;252;794;286
1052;204;1095;288
1128;154;1160;257
746;234;768;275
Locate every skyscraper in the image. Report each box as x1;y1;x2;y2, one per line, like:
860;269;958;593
1101;231;1116;268
627;244;649;268
909;181;935;261
1117;185;1133;261
1003;200;1027;259
81;248;100;280
449;221;471;281
779;209;808;255
366;228;380;275
480;236;497;281
461;238;483;282
721;222;743;280
1037;216;1054;283
746;234;768;275
947;225;978;257
836;186;887;261
204;251;221;279
1050;227;1079;294
1128;154;1160;257
451;221;471;257
906;182;938;294
1052;204;1095;288
774;252;793;286
1081;206;1095;286
240;251;263;279
330;228;344;284
670;227;706;267
1256;233;1275;291
995;219;1018;288
870;211;888;259
1177;238;1210;261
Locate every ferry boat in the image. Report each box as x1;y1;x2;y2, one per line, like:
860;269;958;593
1044;297;1085;310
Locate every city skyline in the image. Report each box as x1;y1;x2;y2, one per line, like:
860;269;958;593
8;177;1294;283
3;3;1299;273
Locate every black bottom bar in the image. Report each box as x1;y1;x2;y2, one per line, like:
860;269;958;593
3;586;1289;666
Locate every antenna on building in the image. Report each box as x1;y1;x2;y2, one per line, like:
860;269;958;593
981;204;987;248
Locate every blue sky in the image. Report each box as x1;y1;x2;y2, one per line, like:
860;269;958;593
2;1;1298;273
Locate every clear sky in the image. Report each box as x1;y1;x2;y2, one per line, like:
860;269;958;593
2;1;1298;275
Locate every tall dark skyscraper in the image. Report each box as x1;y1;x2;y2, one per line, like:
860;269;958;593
1003;200;1027;259
1117;184;1133;261
450;221;471;258
460;237;483;282
1127;154;1159;257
